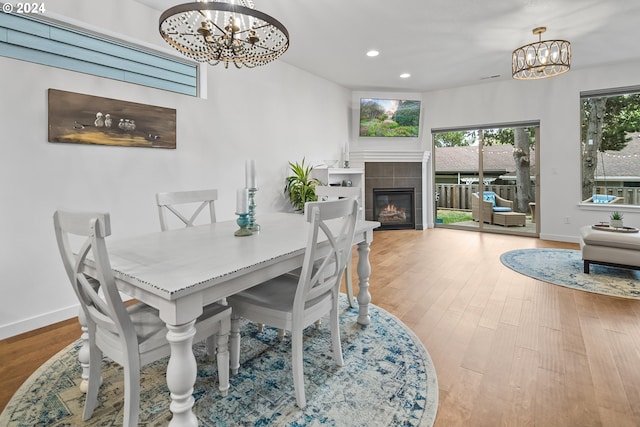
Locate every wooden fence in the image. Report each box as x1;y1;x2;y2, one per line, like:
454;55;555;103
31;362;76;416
592;186;640;205
436;184;518;210
436;184;640;210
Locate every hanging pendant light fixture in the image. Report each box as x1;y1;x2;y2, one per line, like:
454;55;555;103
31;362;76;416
512;27;570;80
159;0;289;69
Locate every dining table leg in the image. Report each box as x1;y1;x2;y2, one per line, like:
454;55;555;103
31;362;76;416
356;240;372;325
166;321;199;427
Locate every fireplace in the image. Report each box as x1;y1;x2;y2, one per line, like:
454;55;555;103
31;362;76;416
373;188;415;230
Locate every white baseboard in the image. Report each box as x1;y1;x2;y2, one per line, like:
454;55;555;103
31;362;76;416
1;293;137;340
539;233;580;244
0;303;80;340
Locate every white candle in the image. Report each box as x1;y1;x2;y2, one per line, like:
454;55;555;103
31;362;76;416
236;188;248;213
344;143;350;162
245;159;256;189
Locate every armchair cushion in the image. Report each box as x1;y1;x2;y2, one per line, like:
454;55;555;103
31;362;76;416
493;206;512;212
482;192;496;206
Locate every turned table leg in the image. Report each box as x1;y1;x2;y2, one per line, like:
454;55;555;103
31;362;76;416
166;321;198;427
356;240;372;325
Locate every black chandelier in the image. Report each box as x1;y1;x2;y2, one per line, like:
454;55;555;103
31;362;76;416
159;0;289;69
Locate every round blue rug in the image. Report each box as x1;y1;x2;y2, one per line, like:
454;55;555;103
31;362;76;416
500;248;640;299
0;297;438;426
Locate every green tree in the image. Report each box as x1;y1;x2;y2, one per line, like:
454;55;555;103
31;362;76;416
484;127;535;212
360;100;385;121
392;100;420;127
513;128;533;212
434;131;471;147
483;128;535;147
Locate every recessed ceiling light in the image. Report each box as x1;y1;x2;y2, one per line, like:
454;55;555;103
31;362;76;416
400;73;411;79
366;50;379;57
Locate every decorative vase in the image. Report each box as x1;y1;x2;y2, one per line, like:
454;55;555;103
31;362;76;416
610;219;624;228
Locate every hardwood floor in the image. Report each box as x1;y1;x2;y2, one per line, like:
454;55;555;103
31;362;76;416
2;228;640;426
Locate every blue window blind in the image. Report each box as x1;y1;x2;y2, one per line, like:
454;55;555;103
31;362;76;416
0;13;197;96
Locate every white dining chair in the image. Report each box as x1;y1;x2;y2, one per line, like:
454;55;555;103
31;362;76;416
156;188;218;231
156;188;231;306
53;210;231;427
227;197;358;408
315;185;362;307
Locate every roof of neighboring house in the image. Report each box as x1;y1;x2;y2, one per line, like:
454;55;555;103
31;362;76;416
595;133;640;180
435;134;640;180
435;144;536;174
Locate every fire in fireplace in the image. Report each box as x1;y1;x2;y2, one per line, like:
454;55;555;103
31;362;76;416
373;188;415;230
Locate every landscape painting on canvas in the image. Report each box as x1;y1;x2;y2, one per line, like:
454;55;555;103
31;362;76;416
359;98;421;137
48;89;176;149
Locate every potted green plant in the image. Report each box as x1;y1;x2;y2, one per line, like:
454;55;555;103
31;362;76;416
284;158;321;212
610;211;624;228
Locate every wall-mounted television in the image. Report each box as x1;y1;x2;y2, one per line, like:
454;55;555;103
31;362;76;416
359;98;421;137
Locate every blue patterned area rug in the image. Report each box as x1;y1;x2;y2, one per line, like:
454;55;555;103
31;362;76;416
501;249;640;299
0;298;438;426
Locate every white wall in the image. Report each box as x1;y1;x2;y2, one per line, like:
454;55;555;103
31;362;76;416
420;60;640;242
0;1;351;338
3;0;640;338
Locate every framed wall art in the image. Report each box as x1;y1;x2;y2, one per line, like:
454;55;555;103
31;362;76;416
48;89;177;149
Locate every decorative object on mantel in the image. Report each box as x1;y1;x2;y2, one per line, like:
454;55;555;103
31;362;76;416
245;159;260;231
284;158;320;212
610;211;624;228
235;187;252;236
48;89;176;149
512;26;571;80
343;142;350;167
159;0;289;69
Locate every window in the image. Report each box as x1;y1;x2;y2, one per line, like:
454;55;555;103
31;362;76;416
0;12;198;96
433;123;539;236
580;88;640;206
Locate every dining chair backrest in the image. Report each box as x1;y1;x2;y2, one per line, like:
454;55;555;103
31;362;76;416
53;211;137;356
54;210;232;425
295;198;358;310
315;185;362;219
156;189;218;231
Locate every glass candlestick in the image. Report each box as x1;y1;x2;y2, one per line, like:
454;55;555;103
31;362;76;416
234;212;252;237
248;188;260;231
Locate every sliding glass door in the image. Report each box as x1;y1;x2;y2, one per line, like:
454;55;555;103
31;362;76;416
433;124;539;236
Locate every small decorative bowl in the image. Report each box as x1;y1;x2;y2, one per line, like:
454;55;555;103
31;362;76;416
323;160;338;168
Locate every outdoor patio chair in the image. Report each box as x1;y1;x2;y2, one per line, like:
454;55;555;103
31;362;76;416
471;191;513;224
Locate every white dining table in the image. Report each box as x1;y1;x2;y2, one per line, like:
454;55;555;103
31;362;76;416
82;212;380;426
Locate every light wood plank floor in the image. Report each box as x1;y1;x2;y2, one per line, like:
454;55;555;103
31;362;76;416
2;228;640;426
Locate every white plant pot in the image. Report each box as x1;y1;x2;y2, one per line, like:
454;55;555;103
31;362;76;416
610;219;624;228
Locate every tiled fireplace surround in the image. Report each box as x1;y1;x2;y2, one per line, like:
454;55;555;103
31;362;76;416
351;151;431;230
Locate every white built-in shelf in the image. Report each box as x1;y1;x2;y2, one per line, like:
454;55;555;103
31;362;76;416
311;167;365;211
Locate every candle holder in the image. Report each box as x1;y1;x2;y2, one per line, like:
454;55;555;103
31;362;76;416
234;212;252;237
248;188;260;231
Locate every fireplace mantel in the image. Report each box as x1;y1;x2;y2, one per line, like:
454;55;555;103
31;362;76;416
350;150;430;163
350;150;433;229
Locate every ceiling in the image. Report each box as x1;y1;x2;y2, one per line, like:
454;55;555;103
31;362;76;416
138;0;640;92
